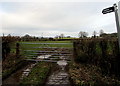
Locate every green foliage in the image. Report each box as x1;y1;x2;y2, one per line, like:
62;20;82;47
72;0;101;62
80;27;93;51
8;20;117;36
2;36;20;60
73;38;120;77
75;51;89;63
2;41;11;60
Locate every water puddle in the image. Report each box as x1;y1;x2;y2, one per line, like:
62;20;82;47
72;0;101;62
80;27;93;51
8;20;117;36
37;55;51;59
57;60;67;66
46;56;70;86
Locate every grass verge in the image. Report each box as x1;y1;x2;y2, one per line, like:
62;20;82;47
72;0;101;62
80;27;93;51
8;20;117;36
20;62;52;85
69;62;120;86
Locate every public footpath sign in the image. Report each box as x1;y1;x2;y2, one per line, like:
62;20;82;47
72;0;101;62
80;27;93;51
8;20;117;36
102;6;114;14
102;1;120;50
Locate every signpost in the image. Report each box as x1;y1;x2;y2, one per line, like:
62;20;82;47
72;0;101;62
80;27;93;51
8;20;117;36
117;1;120;50
102;6;114;14
102;1;120;50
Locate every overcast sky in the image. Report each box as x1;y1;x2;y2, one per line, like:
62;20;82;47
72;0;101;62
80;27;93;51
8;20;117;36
0;0;119;37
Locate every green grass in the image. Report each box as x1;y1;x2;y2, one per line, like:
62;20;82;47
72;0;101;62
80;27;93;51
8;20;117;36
19;41;73;58
95;43;102;56
20;62;52;85
19;41;72;43
19;41;73;50
10;42;17;53
19;41;73;48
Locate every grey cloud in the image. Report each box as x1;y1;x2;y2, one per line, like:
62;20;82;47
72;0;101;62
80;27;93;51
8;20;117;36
1;1;117;37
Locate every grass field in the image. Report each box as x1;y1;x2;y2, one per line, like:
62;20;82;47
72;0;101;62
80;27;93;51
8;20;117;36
19;41;73;58
19;41;73;48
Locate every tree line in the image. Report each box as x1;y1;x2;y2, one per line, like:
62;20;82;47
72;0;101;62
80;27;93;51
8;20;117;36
78;29;117;38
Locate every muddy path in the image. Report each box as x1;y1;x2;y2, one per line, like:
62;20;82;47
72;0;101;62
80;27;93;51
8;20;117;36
2;47;73;86
2;62;35;85
45;56;71;86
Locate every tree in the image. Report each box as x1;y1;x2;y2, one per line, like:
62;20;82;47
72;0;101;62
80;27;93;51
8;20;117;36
60;34;64;39
78;31;88;38
99;29;104;37
7;34;11;37
78;31;83;38
93;31;97;38
55;35;59;39
83;32;88;37
22;34;32;41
